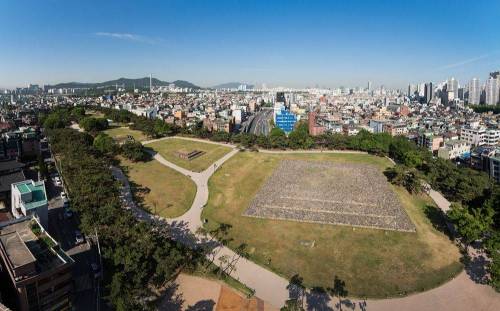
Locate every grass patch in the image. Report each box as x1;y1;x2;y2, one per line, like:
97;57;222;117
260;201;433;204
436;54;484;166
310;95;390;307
146;138;232;172
119;157;196;218
202;152;462;298
104;126;148;142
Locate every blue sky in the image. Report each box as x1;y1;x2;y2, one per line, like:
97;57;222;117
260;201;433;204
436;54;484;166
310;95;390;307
1;0;500;89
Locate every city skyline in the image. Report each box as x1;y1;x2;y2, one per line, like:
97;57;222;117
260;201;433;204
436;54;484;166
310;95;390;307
1;0;500;89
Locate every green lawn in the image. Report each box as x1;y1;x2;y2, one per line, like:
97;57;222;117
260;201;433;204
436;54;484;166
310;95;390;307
202;151;462;298
119;157;196;218
146;138;232;172
104;126;148;142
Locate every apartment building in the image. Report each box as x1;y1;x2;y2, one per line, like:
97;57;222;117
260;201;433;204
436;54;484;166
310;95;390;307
460;126;500;147
0;217;74;311
417;132;443;153
438;140;471;160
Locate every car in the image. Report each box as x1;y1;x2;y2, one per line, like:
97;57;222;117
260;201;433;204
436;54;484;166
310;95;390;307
91;263;101;279
60;192;67;200
53;176;62;186
64;209;73;219
63;200;70;208
75;230;84;244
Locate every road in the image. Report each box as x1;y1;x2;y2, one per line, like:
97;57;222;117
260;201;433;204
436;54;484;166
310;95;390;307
243;109;273;136
113;136;500;310
46;160;101;311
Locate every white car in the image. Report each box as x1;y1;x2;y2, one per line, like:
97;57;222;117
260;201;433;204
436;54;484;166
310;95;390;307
53;176;62;186
60;192;67;200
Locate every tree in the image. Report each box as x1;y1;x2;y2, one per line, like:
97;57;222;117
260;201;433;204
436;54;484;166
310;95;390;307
288;122;314;149
447;204;491;251
328;275;348;311
93;133;118;155
269;127;288;149
43;113;66;129
121;141;149;162
384;165;422;194
80;117;109;132
37;154;48;180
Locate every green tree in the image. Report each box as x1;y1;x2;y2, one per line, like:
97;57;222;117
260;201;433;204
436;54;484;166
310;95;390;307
93;133;118;155
447;204;491;250
269;127;288;149
121;141;149;162
288;122;314;149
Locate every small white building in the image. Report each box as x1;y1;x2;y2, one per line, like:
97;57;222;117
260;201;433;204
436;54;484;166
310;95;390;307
11;180;48;229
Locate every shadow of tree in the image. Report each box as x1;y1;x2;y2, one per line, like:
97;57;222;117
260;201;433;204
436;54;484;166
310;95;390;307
306;287;332;311
157;282;184;311
185;299;216;311
423;204;454;239
463;253;490;285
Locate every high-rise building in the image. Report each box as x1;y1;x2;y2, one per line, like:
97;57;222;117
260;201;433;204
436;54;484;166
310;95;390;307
468;78;481;105
367;81;372;91
485;77;499;105
424;82;433;103
447;77;459;99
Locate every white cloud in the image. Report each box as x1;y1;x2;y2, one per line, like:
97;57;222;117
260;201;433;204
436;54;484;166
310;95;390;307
437;52;498;70
94;32;161;45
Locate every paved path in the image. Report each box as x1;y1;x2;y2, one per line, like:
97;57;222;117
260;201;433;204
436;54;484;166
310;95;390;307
116;136;499;310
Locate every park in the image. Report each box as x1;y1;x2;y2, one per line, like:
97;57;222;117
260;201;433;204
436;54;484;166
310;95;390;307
202;150;462;298
112;134;462;298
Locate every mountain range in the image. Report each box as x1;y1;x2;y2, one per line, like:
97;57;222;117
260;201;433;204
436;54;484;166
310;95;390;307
46;77;201;90
211;82;254;89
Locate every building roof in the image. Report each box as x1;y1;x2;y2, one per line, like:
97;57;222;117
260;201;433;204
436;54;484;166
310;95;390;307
0;217;72;277
12;180;47;211
0;171;25;193
0;160;25;174
0;231;36;269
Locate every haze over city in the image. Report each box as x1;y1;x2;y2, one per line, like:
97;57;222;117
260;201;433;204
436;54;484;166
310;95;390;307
1;0;500;89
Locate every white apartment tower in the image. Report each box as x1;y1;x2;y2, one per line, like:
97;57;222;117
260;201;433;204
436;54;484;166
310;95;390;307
485;77;499;105
468;78;481;105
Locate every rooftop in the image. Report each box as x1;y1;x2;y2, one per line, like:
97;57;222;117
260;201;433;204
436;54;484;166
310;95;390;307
13;180;47;211
0;217;72;278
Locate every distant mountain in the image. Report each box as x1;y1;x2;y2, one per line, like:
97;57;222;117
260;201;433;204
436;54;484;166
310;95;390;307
46;77;201;90
211;82;254;89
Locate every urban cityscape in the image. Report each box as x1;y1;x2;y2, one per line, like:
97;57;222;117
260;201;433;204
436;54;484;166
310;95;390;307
0;1;499;311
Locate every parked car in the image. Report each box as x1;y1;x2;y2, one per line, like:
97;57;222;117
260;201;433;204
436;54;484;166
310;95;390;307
53;176;62;186
60;192;67;200
64;209;73;219
75;230;84;244
63;200;70;208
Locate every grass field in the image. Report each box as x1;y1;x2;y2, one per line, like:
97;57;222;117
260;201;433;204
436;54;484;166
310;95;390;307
104;126;148;142
146;138;233;172
119;157;196;218
202;151;462;298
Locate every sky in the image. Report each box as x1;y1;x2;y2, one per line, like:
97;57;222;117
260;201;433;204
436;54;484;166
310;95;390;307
1;0;500;89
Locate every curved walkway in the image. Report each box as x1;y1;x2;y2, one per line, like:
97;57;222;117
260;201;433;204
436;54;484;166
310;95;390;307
127;136;499;310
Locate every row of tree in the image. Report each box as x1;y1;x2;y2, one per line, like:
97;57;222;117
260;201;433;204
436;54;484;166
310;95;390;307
46;128;202;310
